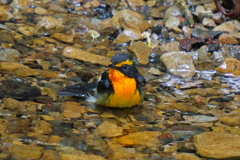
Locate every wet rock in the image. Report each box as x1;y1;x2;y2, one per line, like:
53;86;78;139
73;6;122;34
111;9;150;32
127;0;145;8
35;16;63;36
115;131;162;148
0;30;15;45
164;5;183;19
59;150;104;160
95;121;123;137
212;12;224;24
202;18;216;27
3;98;27;112
0;6;13;21
18;26;34;36
51;33;77;43
33;39;46;46
61;102;86;118
229;32;240;39
0;79;41;100
9;144;42;159
115;28;142;44
213;21;236;33
219;109;240;126
216;58;240;76
0;48;20;62
194;132;240;159
33;120;52;134
213;51;223;59
182;26;193;38
63;46;110;66
40;150;59;160
218;34;238;44
197;45;209;61
160;41;180;52
157;103;198;112
192;27;221;40
183;115;218;123
106;142;138;159
183;88;207;97
128;41;152;65
35;7;48;15
148;67;163;75
160;51;196;79
10;0;31;10
47;3;67;13
166;16;180;29
175;153;200;160
0;0;12;5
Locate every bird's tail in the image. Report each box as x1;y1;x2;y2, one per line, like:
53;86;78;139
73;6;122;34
57;81;98;98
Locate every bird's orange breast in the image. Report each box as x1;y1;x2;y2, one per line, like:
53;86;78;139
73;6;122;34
104;69;142;107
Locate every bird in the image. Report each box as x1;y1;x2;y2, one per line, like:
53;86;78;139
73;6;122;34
58;53;146;108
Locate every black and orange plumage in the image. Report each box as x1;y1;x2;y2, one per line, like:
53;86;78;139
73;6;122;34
58;53;146;108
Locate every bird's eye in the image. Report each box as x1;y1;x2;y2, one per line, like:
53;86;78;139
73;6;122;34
122;64;127;68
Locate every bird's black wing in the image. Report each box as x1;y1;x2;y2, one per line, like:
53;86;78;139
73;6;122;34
57;81;98;97
97;71;113;94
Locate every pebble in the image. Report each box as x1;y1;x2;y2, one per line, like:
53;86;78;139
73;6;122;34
95;121;123;137
175;153;200;160
216;58;240;76
202;18;216;27
127;0;146;8
115;131;162;148
51;33;77;43
218;34;238;44
115;28;142;44
128;41;152;65
35;16;63;36
213;21;236;33
0;6;13;21
111;9;150;32
35;7;48;15
165;16;180;28
0;48;20;62
160;51;196;79
194;132;240;159
9;144;42;159
63;46;110;66
61;102;86;118
164;5;183;19
160;41;180;52
148;67;163;75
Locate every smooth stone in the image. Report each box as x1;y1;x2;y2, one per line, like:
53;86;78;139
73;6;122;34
128;41;152;65
194;132;240;159
111;9;150;32
63;46;110;66
0;48;20;62
115;28;142;44
218;34;238;44
95;121;123;137
216;58;240;76
35;16;63;36
160;51;196;79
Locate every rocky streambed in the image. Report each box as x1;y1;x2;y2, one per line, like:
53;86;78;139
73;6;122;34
0;0;240;159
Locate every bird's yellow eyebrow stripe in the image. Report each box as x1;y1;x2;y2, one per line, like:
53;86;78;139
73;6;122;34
114;59;133;67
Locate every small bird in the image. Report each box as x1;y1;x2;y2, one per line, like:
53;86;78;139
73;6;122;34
58;53;146;108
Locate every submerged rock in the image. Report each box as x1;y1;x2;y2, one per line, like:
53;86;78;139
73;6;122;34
35;16;63;36
194;132;240;159
63;46;110;66
160;51;196;79
216;58;240;76
111;9;150;32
